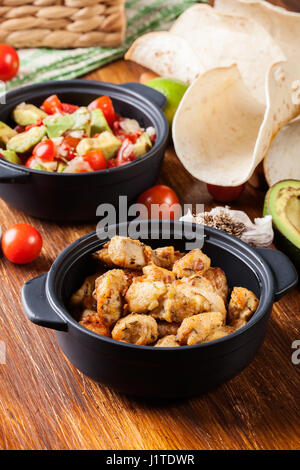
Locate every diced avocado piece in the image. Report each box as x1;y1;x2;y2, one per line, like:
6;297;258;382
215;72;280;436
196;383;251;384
0;149;22;165
133;132;152;158
263;179;300;270
33;163;47;171
76;131;121;159
90;109;111;136
12;102;47;126
44;107;91;138
44;114;74;139
7;125;46;153
57;162;67;173
0;122;17;146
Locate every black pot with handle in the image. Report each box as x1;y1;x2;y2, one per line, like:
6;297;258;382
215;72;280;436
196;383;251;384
0;80;169;222
21;221;298;398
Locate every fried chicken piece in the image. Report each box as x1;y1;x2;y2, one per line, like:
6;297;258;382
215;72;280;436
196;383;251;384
155;335;180;347
70;274;98;311
183;274;226;321
150;246;176;269
204;325;235;342
79;309;110;337
157;320;180;338
112;313;158;345
95;269;128;327
125;278;167;313
142;264;175;283
172;248;211;278
93;247;116;267
228;287;259;324
152;280;210;323
231;318;247;330
107;236;147;269
176;312;224;346
203;267;228;303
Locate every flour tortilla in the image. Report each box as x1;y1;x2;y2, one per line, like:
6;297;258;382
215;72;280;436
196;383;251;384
172;62;300;186
264;118;300;186
170;4;285;104
214;0;300;78
125;31;204;84
126;4;284;104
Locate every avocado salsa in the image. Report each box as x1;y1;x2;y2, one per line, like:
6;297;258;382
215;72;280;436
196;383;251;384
0;94;156;173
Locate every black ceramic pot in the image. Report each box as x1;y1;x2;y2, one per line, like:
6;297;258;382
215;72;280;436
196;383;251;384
22;221;298;398
0;80;168;222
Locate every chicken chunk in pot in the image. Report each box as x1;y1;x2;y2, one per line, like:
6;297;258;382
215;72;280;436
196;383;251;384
150;246;179;269
157;320;180;338
142;264;175;283
112;313;158;345
228;287;259;324
70;274;98;311
155;335;180;347
95;269;128;328
152;280;210;323
183;274;226;321
107;236;147;269
176;312;224;345
172;249;211;278
203;267;228;303
93;247;116;267
125;278;167;314
79;309;110;337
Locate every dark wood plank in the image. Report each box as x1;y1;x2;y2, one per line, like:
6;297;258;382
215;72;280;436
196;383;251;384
0;0;299;450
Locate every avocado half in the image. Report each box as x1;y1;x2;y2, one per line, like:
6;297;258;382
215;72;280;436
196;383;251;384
264;180;300;271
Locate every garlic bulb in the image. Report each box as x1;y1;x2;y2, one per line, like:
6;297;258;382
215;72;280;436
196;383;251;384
180;206;273;248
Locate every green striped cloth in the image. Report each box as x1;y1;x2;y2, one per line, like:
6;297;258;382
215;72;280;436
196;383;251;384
6;0;207;91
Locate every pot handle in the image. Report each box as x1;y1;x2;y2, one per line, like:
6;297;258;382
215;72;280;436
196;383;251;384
22;273;68;331
256;248;298;302
0;162;30;183
119;82;167;109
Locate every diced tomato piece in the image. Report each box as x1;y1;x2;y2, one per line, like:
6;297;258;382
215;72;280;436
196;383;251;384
61;103;79;114
88;96;115;127
25;118;44;132
41;95;63;115
33;139;56;162
116;138;136;167
107;159;116;169
25;156;37;168
82;150;106;171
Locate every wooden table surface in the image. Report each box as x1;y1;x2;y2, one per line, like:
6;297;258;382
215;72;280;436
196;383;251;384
0;0;299;451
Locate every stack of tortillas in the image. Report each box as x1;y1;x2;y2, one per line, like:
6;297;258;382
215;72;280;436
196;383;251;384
125;1;300;187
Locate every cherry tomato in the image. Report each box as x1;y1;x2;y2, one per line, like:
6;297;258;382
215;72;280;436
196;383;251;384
25;156;38;169
207;183;246;202
88;96;116;127
41;95;63;115
61;103;79;114
116;139;136;166
0;44;19;81
83;150;106;171
33;139;56;162
137;185;180;220
2;224;42;264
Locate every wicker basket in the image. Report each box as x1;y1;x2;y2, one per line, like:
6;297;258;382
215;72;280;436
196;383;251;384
0;0;126;48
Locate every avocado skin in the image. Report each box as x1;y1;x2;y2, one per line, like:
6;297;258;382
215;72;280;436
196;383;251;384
264;180;300;272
